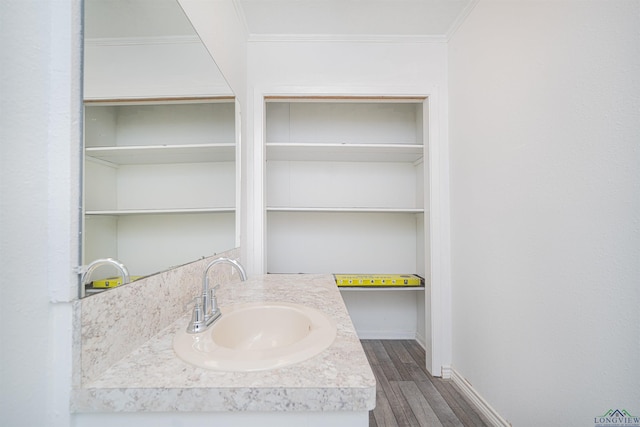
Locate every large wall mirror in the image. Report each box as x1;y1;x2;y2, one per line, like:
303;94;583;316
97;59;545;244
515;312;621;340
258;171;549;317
82;0;238;297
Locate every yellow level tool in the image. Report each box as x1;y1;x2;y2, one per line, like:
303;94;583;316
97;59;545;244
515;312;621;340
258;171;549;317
91;276;143;288
334;274;423;287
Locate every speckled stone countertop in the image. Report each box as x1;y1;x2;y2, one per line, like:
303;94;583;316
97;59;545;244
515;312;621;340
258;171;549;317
72;274;376;413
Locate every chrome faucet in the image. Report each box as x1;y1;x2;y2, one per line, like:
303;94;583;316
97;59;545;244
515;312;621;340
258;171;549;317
187;257;247;334
81;258;130;296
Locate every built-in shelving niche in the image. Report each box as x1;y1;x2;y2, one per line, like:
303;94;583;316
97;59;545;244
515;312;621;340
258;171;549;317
264;96;429;340
83;98;236;279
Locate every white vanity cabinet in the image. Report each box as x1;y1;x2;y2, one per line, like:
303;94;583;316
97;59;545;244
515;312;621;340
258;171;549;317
83;98;237;278
264;97;429;340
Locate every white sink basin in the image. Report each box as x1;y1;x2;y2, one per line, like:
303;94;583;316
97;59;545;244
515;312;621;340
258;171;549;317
173;302;337;371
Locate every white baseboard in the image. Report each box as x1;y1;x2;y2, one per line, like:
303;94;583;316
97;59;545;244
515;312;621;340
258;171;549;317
355;330;418;340
414;331;426;349
449;368;511;427
441;365;452;379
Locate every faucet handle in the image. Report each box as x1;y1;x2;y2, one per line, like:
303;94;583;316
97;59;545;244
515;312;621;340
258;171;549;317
209;284;220;314
186;297;205;333
192;296;204;321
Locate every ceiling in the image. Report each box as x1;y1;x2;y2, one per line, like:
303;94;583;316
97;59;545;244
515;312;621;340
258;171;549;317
84;0;197;39
85;0;476;42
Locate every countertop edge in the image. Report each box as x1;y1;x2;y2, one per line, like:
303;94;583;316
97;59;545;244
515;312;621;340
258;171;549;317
71;385;376;413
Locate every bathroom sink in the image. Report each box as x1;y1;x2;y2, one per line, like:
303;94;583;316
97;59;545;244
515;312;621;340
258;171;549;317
173;302;337;371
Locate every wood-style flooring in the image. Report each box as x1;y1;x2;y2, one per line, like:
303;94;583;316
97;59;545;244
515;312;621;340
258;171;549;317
362;340;490;427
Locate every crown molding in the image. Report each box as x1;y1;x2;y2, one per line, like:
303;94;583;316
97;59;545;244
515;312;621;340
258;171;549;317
231;0;252;41
84;35;202;47
445;0;479;41
246;33;448;43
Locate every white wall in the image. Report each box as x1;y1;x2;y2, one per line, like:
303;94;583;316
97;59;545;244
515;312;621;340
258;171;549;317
0;1;81;427
84;40;232;99
449;1;640;425
247;41;447;90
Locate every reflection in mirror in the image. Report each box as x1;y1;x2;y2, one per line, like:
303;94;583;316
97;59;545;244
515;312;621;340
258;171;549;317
82;0;237;297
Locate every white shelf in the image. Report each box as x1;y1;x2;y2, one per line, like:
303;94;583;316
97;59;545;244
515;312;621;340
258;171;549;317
266;206;424;213
86;144;235;165
86;207;235;216
266;143;423;163
84;96;234;106
338;286;425;292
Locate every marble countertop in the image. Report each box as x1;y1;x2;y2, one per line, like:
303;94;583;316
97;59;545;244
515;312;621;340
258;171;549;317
72;274;376;413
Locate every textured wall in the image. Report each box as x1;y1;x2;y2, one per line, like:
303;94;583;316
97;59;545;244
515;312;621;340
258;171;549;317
0;1;81;427
449;1;640;425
